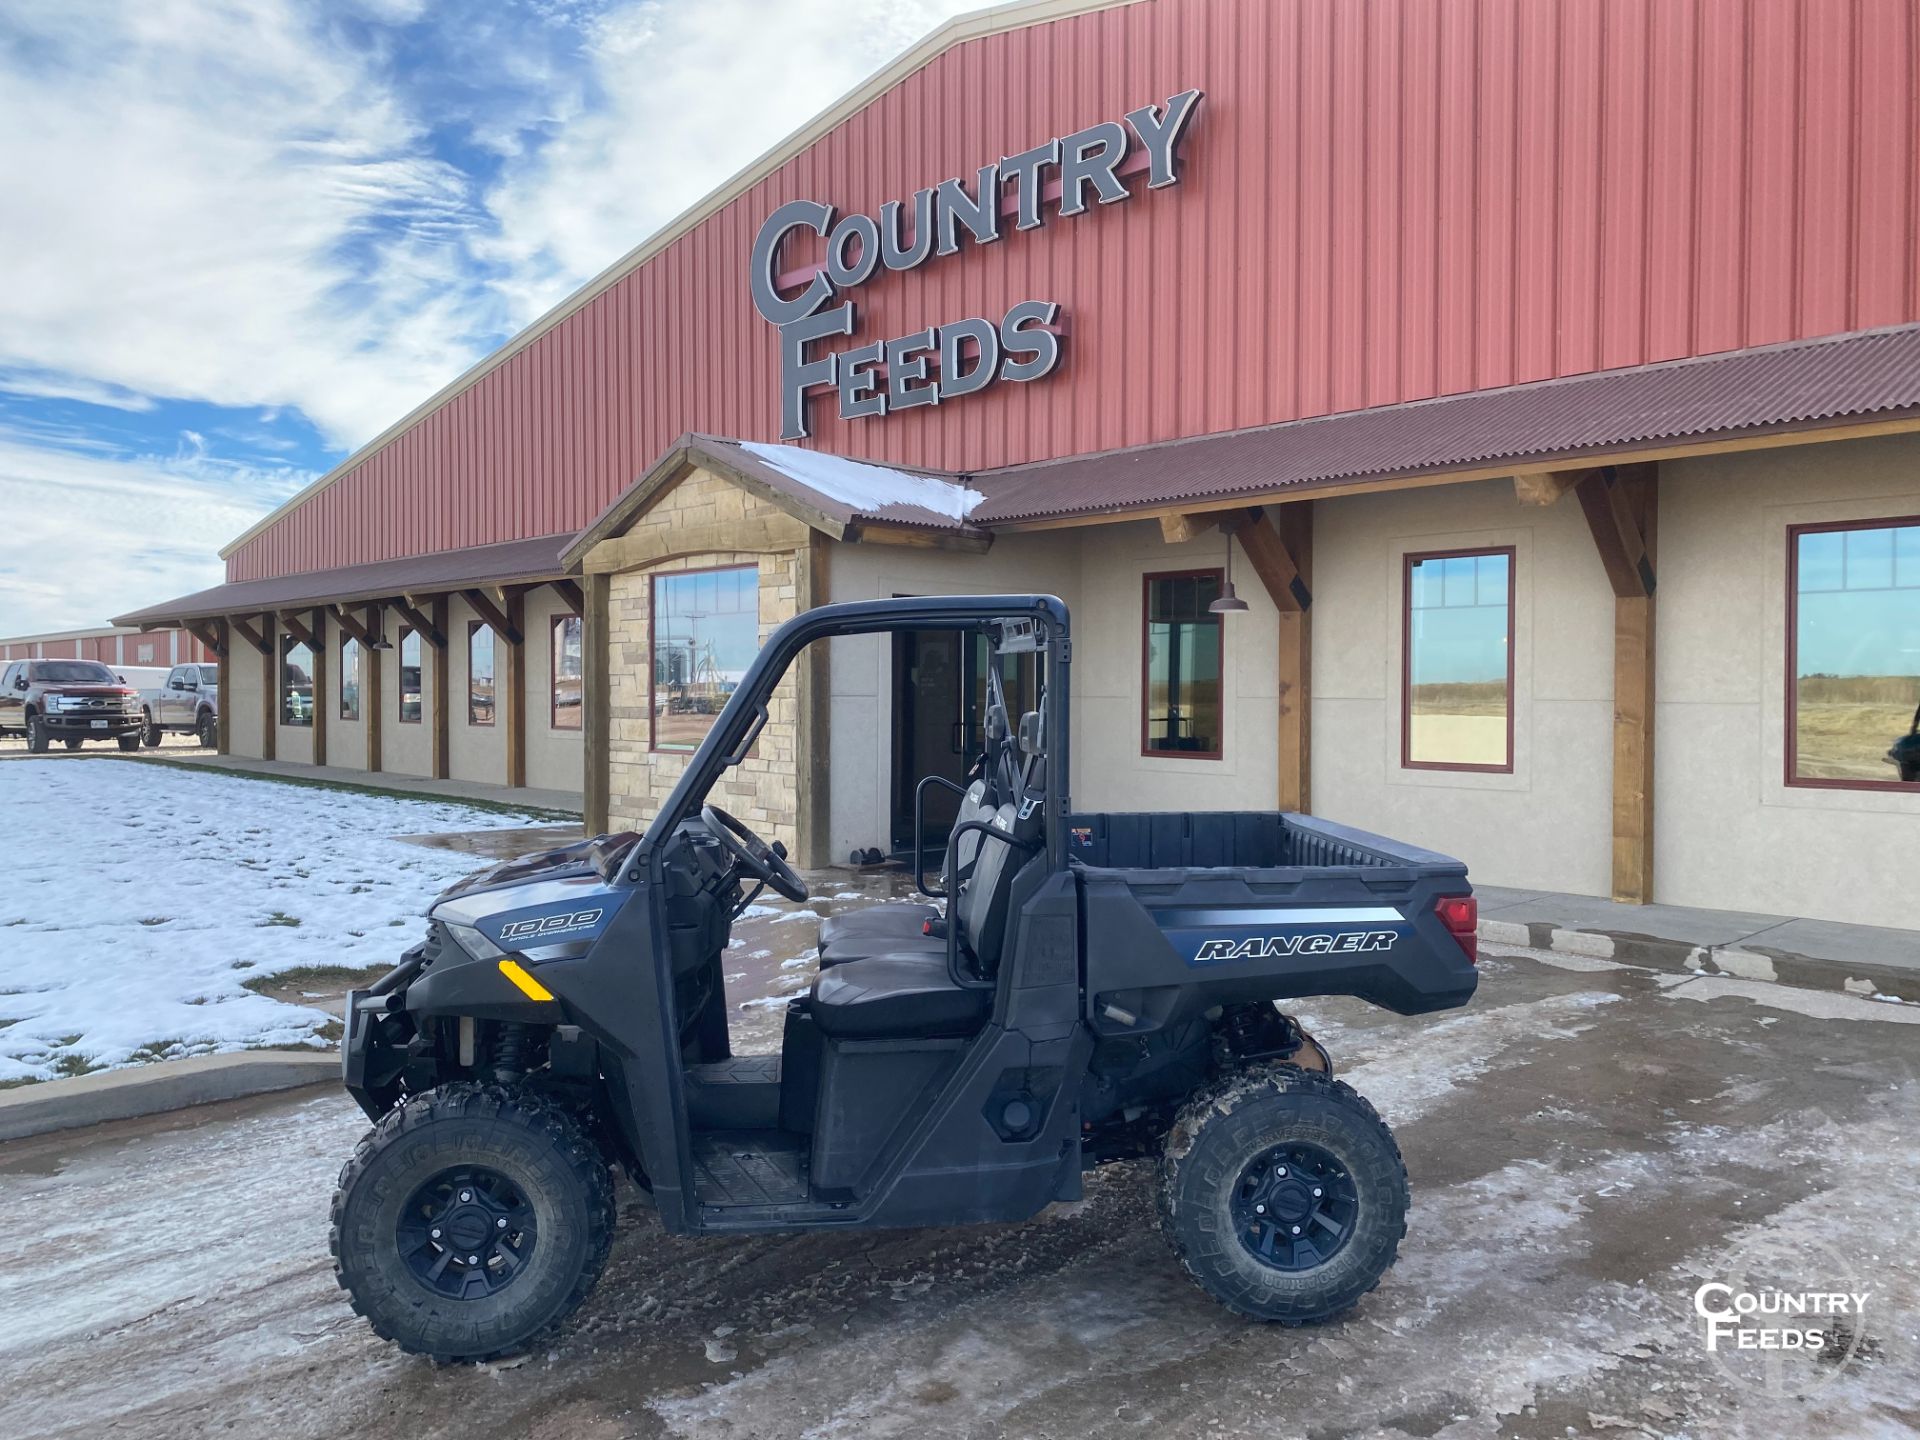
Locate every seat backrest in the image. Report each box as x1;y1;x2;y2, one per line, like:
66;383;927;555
944;777;990;883
956;802;1020;974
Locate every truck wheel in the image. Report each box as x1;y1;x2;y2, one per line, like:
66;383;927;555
330;1083;616;1363
143;711;162;747
117;732;141;751
1158;1067;1408;1326
26;715;47;752
196;710;216;747
64;738;84;750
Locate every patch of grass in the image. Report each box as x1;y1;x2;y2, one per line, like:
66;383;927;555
315;1019;344;1045
127;1039;186;1065
259;911;302;928
0;1076;39;1091
239;963;385;996
51;1052;102;1079
103;754;576;821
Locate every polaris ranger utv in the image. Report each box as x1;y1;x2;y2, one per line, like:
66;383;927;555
332;595;1479;1361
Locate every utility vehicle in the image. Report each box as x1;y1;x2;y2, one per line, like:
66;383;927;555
331;595;1479;1362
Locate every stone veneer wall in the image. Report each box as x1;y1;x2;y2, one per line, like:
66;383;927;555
603;467;807;849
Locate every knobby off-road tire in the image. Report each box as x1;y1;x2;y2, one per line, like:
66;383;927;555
331;1083;616;1363
1158;1066;1408;1325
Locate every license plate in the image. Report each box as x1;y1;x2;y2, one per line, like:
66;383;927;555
90;719;108;730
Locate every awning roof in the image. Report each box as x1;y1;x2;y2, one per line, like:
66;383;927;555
967;322;1920;524
112;534;573;629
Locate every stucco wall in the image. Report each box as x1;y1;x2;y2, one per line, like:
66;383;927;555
227;638;264;757
327;611;371;771
447;594;507;785
604;468;809;848
380;613;433;779
524;586;585;795
1655;435;1918;929
1309;476;1618;898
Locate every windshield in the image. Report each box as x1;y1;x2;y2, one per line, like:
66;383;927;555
33;661;116;684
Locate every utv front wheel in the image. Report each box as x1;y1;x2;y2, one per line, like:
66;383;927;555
1159;1067;1408;1325
330;1084;616;1362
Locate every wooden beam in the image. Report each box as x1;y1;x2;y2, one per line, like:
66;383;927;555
1228;508;1312;613
1158;512;1217;545
214;622;230;756
277;609;317;650
583;572;611;835
228;612;270;655
1512;469;1591;506
1273;503;1312;813
259;616;276;761
504;589;526;789
846;522;993;553
390;597;445;650
182;617;227;658
462;587;523;646
1576;464;1657;598
550;578;584;615
430;596;450;780
365;613;383;774
329;604;378;650
310;608;328;768
1584;464;1659;905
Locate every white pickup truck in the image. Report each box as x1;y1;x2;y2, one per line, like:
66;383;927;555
136;661;220;748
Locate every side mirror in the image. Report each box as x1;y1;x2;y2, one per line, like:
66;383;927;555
13;676;26;690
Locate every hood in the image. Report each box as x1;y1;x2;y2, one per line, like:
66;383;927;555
432;831;639;904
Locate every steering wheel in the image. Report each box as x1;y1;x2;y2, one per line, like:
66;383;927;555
702;804;809;903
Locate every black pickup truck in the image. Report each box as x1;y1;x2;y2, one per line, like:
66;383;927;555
0;658;145;751
330;595;1478;1363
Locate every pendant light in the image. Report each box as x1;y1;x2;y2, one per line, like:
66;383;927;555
1209;527;1250;614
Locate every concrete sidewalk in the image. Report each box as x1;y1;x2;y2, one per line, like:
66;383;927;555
1476;886;1920;1001
129;751;583;816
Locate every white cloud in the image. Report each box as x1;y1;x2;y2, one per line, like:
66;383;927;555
479;0;977;327
0;371;157;412
0;0;497;447
0;429;308;634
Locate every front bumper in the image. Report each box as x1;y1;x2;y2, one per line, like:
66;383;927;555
43;711;142;735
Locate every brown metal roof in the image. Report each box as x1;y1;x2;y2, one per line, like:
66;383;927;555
967;324;1920;524
112;534;573;628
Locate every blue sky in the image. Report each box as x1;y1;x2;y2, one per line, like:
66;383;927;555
0;0;970;636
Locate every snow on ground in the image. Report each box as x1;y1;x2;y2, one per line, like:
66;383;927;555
0;761;552;1083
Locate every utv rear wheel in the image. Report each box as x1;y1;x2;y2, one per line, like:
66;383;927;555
1159;1067;1408;1325
330;1083;615;1362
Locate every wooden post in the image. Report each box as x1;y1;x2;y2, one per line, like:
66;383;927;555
431;596;450;781
583;573;611;836
1273;503;1313;813
364;604;383;775
307;608;327;767
216;619;231;755
260;613;276;762
504;590;526;789
1576;464;1658;904
794;534;832;869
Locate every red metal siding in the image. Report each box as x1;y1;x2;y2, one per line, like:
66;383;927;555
229;0;1920;582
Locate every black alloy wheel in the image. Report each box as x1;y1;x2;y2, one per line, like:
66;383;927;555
398;1166;539;1300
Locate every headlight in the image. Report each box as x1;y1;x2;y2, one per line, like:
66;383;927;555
45;696;66;711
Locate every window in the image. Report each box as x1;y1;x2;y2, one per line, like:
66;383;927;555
398;627;422;723
650;566;758;752
280;633;314;727
198;665;218;686
468;622;495;726
339;635;361;721
1788;517;1920;790
1403;548;1513;772
1142;570;1224;757
552;614;583;730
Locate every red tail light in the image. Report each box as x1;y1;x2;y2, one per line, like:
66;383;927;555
1435;895;1478;964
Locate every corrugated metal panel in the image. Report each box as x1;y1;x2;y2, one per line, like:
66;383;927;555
227;0;1920;583
967;324;1920;522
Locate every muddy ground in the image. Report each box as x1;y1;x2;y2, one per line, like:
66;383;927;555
0;935;1915;1439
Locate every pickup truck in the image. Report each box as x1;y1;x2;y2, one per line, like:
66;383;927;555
137;662;220;747
331;593;1479;1364
0;658;145;751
